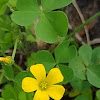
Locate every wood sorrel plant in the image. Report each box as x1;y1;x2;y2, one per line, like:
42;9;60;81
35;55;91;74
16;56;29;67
0;0;100;100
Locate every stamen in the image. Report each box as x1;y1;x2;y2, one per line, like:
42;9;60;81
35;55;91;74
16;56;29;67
39;82;47;90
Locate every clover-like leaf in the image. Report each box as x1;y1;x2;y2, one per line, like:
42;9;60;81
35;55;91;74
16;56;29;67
71;77;91;91
55;40;77;63
11;11;40;26
58;64;74;84
35;11;68;43
16;0;39;11
70;45;100;88
86;47;100;88
11;0;41;26
79;45;92;66
41;0;72;11
81;89;93;100
2;63;14;80
11;0;69;43
46;11;68;37
35;12;57;43
87;65;100;88
2;84;17;100
75;95;88;100
18;91;33;100
27;53;36;68
15;71;33;87
89;47;100;66
69;56;86;80
36;50;56;73
18;91;26;100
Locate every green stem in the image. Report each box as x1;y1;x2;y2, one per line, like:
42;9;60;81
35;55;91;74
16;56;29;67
13;63;23;71
0;72;4;84
1;47;23;72
66;12;100;39
12;37;19;60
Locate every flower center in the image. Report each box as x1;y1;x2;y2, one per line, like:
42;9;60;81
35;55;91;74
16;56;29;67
39;82;47;90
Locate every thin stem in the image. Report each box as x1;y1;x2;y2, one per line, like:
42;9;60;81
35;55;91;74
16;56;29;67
72;0;90;45
13;63;23;71
66;12;100;39
1;50;23;72
12;37;19;60
0;72;4;84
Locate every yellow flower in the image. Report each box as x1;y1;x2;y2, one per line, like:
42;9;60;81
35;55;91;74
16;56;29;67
22;64;65;100
0;56;14;65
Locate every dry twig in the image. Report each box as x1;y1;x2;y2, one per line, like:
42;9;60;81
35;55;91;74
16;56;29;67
90;38;100;45
72;0;90;45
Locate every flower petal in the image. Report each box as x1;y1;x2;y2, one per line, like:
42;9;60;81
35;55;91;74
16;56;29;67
30;64;46;82
46;68;64;85
46;85;65;100
22;77;39;92
34;90;49;100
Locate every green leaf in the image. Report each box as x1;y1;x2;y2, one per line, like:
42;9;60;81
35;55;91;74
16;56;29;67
2;63;14;80
0;73;8;84
55;40;69;62
26;35;35;42
0;0;8;16
46;11;68;37
87;65;100;88
35;11;68;43
81;89;92;100
55;40;77;63
89;47;100;66
71;77;91;91
79;45;92;66
0;98;5;100
14;82;23;96
75;95;88;100
96;90;100;100
69;56;86;80
35;12;57;43
9;0;17;7
2;84;17;100
11;0;41;26
18;91;26;100
27;53;36;68
15;71;33;87
86;47;100;88
11;11;40;26
41;0;72;11
58;64;73;84
36;50;55;73
26;92;33;100
16;0;40;11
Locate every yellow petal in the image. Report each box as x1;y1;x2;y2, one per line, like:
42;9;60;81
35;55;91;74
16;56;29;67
0;57;5;62
30;64;46;82
22;77;39;92
33;90;49;100
0;56;14;65
46;85;65;100
46;68;64;85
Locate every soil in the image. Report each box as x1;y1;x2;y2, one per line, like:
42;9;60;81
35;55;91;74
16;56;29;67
65;0;100;46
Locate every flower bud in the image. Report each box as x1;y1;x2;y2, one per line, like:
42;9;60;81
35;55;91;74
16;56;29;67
0;56;14;65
